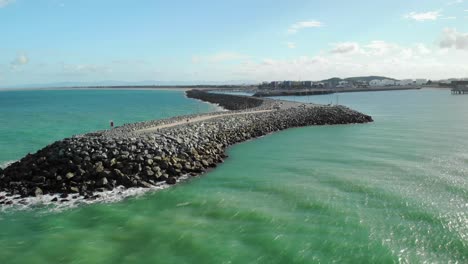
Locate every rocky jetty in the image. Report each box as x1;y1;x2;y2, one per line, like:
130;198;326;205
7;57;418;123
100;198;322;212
186;90;264;110
253;86;422;97
253;89;335;97
0;90;372;204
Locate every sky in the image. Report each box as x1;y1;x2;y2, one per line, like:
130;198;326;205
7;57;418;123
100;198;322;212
1;0;468;86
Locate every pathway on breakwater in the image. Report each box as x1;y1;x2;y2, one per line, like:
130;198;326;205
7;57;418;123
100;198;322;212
136;109;274;133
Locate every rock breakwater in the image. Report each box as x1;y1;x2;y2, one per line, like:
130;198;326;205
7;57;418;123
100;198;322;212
186;90;265;110
0;90;372;205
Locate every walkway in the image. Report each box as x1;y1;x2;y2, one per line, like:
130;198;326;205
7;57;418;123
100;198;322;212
136;109;274;133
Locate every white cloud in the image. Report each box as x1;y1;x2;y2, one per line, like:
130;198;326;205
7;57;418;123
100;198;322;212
0;0;15;8
405;11;441;21
448;0;463;5
364;41;398;56
229;36;468;81
288;20;323;34
61;63;112;75
286;42;296;49
440;28;468;50
330;42;360;54
191;52;249;64
415;43;431;54
10;53;29;68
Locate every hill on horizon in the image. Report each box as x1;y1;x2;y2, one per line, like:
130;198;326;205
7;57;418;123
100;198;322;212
321;76;398;83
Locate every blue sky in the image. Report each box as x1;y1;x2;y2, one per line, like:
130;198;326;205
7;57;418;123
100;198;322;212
1;0;468;86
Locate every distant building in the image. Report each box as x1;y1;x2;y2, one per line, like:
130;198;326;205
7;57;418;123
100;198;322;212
370;79;395;87
355;81;369;88
397;79;413;86
369;79;382;86
313;82;326;88
303;81;313;88
271;81;280;88
414;79;427;85
337;80;352;88
283;81;292;88
451;81;468;89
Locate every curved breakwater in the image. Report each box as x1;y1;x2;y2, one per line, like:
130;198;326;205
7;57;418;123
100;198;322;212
0;90;372;206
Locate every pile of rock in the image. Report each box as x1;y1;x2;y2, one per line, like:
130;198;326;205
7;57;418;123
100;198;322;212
186;90;264;110
0;90;372;201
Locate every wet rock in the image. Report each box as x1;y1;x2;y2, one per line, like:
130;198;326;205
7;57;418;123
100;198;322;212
65;172;75;179
95;162;105;174
140;181;153;188
32;176;46;183
166;177;177;185
34;187;43;196
97;177;108;187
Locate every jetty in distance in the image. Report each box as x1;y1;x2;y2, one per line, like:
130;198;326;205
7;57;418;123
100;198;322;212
452;88;468;94
451;81;468;94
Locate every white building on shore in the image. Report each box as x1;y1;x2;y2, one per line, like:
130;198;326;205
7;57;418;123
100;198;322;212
397;79;413;86
369;79;396;87
396;79;427;86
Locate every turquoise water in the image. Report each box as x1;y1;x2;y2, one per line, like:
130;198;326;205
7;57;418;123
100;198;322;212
0;89;216;165
1;89;467;263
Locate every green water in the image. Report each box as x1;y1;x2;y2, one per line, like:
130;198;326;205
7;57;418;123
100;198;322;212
1;89;467;263
0;89;216;164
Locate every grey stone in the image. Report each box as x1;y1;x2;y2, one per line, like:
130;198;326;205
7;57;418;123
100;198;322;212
34;187;43;196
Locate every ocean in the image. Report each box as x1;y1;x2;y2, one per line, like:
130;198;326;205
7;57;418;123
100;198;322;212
0;88;467;263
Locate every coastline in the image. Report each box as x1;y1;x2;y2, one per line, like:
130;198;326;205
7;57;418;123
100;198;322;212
0;90;372;209
253;86;422;97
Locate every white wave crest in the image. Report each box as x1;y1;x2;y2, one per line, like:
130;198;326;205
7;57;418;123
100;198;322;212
0;174;191;213
0;160;16;169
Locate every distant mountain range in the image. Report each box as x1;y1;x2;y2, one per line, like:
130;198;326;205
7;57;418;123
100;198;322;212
435;78;468;83
321;76;398;83
0;80;257;89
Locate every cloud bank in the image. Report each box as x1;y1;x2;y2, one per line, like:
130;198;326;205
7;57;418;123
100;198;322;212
440;28;468;50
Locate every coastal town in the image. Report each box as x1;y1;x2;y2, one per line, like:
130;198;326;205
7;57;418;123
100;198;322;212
258;77;429;90
252;77;468;97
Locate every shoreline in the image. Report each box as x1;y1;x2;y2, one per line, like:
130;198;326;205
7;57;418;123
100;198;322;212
253;86;422;97
0;90;373;209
